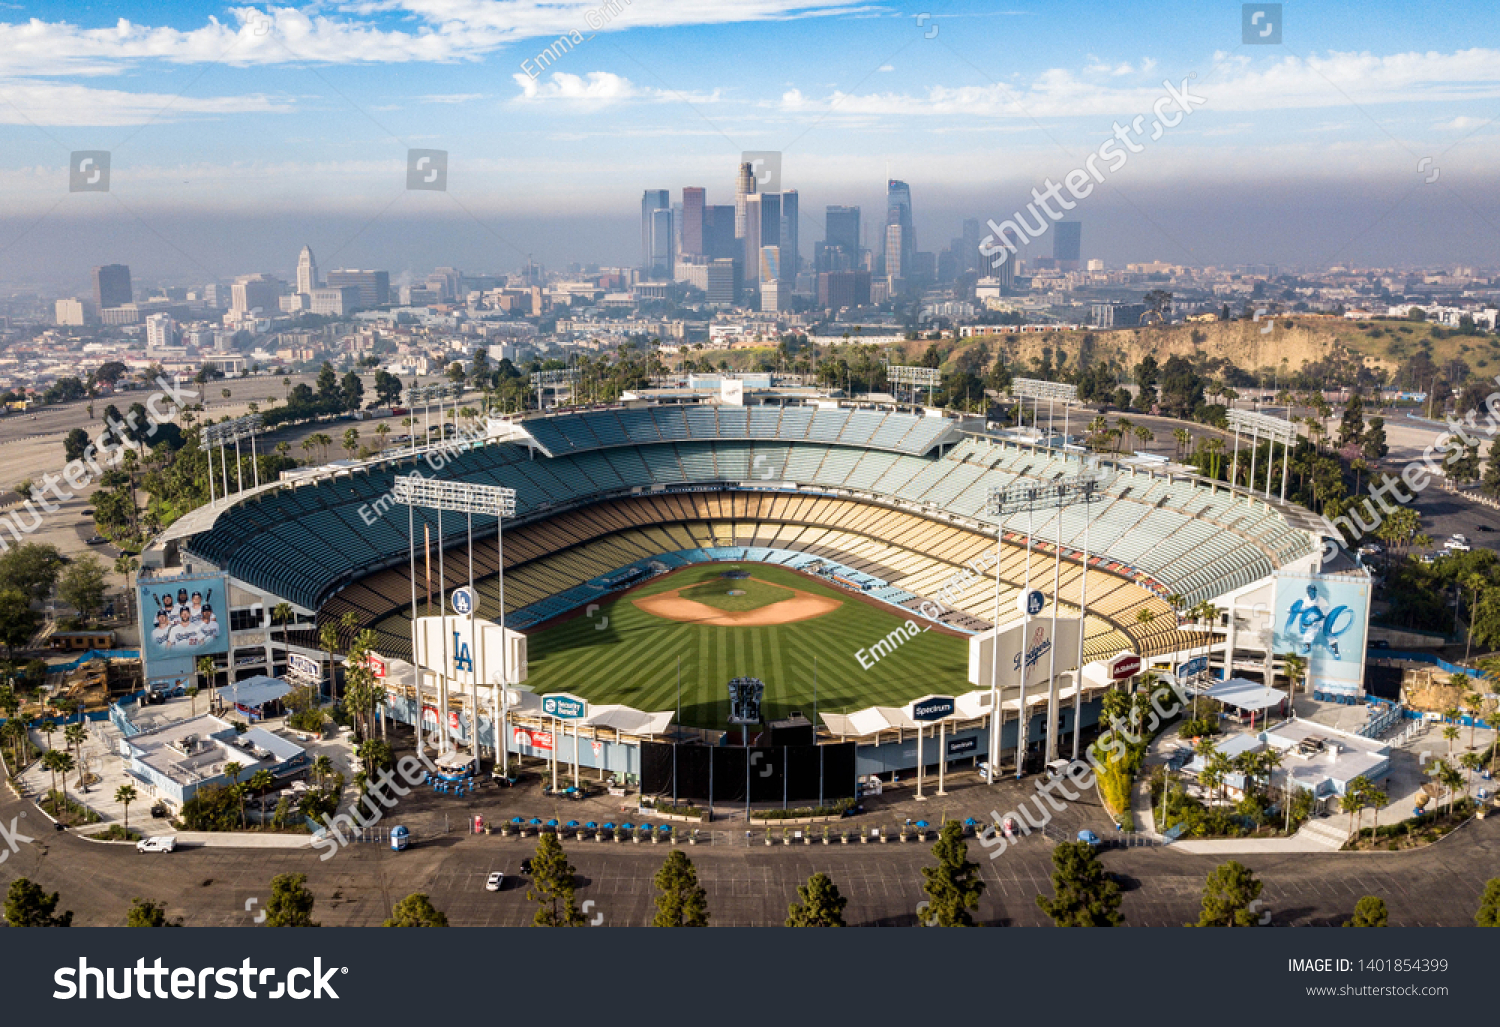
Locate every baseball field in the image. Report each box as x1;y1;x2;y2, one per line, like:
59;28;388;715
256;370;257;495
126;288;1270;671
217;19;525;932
522;563;971;729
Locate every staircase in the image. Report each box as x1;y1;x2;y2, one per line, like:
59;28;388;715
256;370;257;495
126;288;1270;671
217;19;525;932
1295;817;1351;851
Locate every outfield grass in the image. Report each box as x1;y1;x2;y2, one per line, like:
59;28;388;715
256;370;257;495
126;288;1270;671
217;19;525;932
524;563;970;729
678;574;793;612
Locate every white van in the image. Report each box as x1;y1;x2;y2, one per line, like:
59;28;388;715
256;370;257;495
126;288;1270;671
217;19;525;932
137;836;176;853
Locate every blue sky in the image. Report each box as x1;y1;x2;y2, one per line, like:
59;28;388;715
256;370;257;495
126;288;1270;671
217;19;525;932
1;1;1497;284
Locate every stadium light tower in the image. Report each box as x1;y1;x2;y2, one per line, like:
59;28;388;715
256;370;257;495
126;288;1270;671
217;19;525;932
1011;378;1078;455
530;368;579;412
986;473;1102;777
1227;409;1298;502
888;365;943;407
408;383;447;454
392;475;516;775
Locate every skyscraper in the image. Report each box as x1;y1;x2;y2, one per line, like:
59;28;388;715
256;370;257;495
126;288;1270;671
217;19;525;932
884;224;906;284
743;194;762;269
325;269;389;309
757;192;781;272
649;208;674;278
296;245;319;295
961;218;981;273
1054;222;1082;271
641;189;670;270
734;162;756;243
886;180;914;282
92;264;132;309
681;187;706;257
704;205;737;260
778;189;798;277
819;205;860;272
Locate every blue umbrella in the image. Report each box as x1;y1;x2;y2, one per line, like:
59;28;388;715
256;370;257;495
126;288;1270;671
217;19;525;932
546;819;559;828
657;824;672;833
510;816;523;824
528;818;543;826
637;823;651;831
584;821;598;829
622;822;635;830
914;820;929;828
963;817;979;826
566;821;580;828
602;822;615;830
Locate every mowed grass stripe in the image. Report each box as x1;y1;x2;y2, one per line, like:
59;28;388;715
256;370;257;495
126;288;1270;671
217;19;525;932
524;563;969;729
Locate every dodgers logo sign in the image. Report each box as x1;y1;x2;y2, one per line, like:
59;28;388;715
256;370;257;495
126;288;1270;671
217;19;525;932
451;587;475;617
451;631;474;673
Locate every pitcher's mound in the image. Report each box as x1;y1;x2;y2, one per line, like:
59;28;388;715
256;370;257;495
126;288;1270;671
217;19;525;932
634;586;842;626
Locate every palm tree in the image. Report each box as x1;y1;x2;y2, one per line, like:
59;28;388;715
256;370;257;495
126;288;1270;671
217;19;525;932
1172;427;1191;461
248;768;275;822
1442;724;1460;758
1281;651;1308;697
115;783;137;832
300;438;316;463
223;761;245;827
1134;425;1154;453
40;746;63;800
1464;575;1487;665
1464;690;1485;750
319;622;339;705
196;655;216;706
374;423;390;452
47;749;75;818
311;754;333;791
63;723;87;787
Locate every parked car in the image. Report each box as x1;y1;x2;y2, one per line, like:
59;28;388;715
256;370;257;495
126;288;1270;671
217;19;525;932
519;858;534;875
485;872;505;892
1478;524;1494;532
137;836;176;853
85;535;107;545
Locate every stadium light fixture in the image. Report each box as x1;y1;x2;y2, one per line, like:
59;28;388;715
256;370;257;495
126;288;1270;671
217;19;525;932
1009;378;1078;455
392;475;518;774
1226;408;1298;503
983;473;1103;778
888;364;942;405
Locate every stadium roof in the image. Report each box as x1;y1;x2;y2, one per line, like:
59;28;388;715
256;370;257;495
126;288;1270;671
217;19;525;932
216;675;292;709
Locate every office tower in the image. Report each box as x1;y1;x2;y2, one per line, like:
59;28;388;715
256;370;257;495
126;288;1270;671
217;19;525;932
648;207;674;278
427;266;463;300
641;188;670;270
818;271;871;309
296;244;319;295
311;286;362;316
1054;221;1082;271
757;192;781;271
884;223;906;283
92;264;132;309
325;269;390;308
886;179;914;278
962;218;981;272
704;205;737;260
230;273;285;314
704;258;739;306
779;189;798;277
145;313;175;349
734;161;756;242
826;205;859;255
758;245;781;285
743;194;762;268
54;299;88;326
760;246;782;311
682;187;706;257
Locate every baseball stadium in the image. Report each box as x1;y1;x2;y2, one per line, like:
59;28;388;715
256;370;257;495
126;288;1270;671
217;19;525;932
151;392;1332;792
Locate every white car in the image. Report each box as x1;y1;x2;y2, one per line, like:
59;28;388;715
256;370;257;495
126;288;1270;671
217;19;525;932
137;836;176;853
485;872;505;892
1444;540;1471;551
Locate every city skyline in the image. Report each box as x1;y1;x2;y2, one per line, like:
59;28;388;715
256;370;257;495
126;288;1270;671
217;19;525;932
0;1;1495;288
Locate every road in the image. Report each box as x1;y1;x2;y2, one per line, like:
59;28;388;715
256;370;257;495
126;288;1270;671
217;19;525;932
3;781;1495;927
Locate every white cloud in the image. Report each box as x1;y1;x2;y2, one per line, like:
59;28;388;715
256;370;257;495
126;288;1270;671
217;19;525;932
1434;115;1485;130
418;92;487;103
0;80;287;125
775;48;1500;120
877;64;893;72
511;70;720;106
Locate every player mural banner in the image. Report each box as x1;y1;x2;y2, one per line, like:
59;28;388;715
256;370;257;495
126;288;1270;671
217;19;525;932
140;574;228;663
1273;573;1370;695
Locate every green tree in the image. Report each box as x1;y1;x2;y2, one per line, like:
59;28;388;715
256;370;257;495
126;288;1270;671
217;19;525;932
0;542;63;604
57;555;108;624
384;892;449;927
126;898;178;927
651;849;710;927
527;832;584;927
786;871;848;927
1036;841;1124;926
920;820;985;926
3;878;73;926
0;588;39;661
1195;860;1264;926
264;873;319;927
115;783;137;832
1344;896;1389;927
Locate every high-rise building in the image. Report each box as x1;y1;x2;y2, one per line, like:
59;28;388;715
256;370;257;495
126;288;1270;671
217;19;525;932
325;269;389;309
734;162;756;242
818;271;871;309
1054;222;1082;271
54;299;88;326
705;258;739;307
92;264;132;309
826;205;859;254
757;193;781;275
648;208;674;278
427;266;463;301
681;187;706;257
884;223;906;285
311;286;362;316
145;313;176;349
758;245;782;285
961;218;981;272
886;179;914;275
704;205;737;260
779;189;798;278
230;273;286;314
641;188;670;271
743;194;762;269
296;245;319;295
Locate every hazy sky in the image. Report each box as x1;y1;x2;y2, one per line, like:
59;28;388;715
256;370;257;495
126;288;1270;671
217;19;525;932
2;0;1498;291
